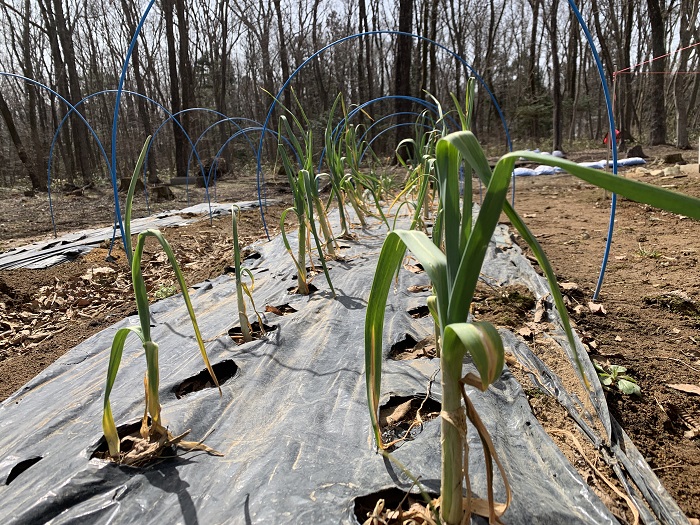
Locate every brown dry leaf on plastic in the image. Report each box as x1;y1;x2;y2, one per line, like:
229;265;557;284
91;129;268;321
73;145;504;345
118;426;222;467
362;498;438;525
265;305;284;316
407;284;431;293
413;336;436;358
404;264;424;274
667;383;700;396
588;301;607;315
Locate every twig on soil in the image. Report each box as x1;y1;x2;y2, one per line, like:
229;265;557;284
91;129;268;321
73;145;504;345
651;461;684;471
652;355;700;373
652;394;668;415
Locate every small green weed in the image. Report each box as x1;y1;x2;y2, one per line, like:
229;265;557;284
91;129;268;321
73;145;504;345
594;361;641;395
636;243;661;259
154;284;177;300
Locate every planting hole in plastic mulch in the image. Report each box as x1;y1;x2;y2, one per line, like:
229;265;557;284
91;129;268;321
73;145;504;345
173;359;238;399
90;418;174;464
353;487;439;525
290;266;330;281
286;283;319;294
407;305;430;319
379;395;440;449
264;303;297;316
389;335;436;360
228;321;278;345
5;456;42;485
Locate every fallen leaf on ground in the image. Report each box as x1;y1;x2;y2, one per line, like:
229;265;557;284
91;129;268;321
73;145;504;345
559;282;578;291
534;295;549;323
518;326;533;338
588;302;607;315
667;384;700;396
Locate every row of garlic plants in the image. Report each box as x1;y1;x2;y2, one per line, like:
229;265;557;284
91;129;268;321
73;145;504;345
100;88;700;524
99;92;393;463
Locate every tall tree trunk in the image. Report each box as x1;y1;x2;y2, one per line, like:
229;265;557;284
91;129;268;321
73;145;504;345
619;0;635;144
646;0;667;145
428;0;438;95
565;9;578;141
51;0;93;185
311;0;327;108
482;0;505;141
0;91;44;191
358;0;373;103
122;0;159;181
419;0;429;95
674;0;697;149
175;0;196;160
394;0;413;154
37;0;76;184
549;0;562;151
163;0;186;178
215;0;230;156
22;0;48;184
273;0;291;108
528;0;540;140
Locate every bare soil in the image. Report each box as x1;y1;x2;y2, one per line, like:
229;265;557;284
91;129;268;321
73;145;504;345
1;146;700;521
502;146;700;521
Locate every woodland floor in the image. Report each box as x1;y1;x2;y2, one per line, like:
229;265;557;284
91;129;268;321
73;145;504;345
1;146;699;521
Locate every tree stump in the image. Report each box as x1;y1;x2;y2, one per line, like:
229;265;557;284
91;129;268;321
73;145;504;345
663;152;686;165
626;145;647;158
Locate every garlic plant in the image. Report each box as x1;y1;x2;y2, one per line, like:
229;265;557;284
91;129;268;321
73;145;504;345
231;205;263;342
277;102;335;296
365;130;700;524
102;137;220;464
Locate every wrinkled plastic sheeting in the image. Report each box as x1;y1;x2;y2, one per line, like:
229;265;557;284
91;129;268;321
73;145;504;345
0;218;622;524
0;200;264;270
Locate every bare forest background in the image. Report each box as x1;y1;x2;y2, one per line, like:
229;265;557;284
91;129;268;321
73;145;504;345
0;0;698;192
